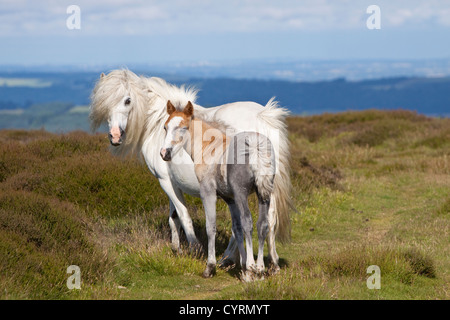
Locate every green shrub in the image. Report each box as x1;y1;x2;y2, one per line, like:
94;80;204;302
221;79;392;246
0;191;110;299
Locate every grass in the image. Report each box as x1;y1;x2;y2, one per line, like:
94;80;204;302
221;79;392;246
0;109;449;299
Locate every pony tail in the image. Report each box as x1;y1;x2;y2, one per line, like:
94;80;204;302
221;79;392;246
257;98;293;243
247;133;276;202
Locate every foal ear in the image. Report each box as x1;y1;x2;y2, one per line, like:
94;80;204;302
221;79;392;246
100;72;105;78
184;101;194;117
167;100;176;115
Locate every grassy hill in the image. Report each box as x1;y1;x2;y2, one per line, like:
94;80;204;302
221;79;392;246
0;103;92;132
0;109;449;299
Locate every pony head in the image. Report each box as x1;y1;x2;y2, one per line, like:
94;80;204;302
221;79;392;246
89;69;149;154
160;100;194;161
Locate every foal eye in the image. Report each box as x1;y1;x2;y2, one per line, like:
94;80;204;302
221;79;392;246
124;98;131;105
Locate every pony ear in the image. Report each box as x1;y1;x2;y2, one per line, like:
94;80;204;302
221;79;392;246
184;101;194;117
167;100;176;115
100;72;105;78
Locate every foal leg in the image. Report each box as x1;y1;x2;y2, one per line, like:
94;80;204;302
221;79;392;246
242;207;256;272
234;193;256;279
256;196;270;274
200;183;218;278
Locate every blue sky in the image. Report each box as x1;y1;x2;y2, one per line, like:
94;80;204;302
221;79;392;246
1;0;450;66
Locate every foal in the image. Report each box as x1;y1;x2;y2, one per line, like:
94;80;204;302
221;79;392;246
160;100;276;280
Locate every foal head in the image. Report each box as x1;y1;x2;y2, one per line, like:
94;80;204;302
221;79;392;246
160;100;194;161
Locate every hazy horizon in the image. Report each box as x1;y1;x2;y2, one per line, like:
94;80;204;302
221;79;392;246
2;57;450;83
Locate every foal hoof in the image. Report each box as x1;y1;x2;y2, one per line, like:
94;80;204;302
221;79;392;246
202;264;216;278
240;270;257;282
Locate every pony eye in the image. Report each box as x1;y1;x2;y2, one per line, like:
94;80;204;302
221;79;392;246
124;98;131;105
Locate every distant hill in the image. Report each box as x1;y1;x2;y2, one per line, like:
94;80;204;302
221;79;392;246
191;77;450;116
0;72;97;108
0;72;448;132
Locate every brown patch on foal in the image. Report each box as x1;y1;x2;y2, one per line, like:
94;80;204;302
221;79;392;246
165;100;229;182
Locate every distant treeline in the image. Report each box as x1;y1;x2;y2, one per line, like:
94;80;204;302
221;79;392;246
0;72;449;116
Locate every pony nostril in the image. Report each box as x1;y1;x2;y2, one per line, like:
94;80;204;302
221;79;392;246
165;149;172;160
160;148;172;161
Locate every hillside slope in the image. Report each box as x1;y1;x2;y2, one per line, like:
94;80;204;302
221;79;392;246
0;110;449;299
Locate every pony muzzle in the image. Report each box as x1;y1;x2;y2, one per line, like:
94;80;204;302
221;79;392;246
109;126;125;146
160;147;172;161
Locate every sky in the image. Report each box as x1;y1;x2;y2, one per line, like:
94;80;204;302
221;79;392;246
1;0;450;66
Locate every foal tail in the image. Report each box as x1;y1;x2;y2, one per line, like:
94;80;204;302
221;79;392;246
256;97;293;243
247;133;276;202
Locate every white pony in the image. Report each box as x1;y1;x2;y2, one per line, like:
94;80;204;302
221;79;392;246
89;69;292;272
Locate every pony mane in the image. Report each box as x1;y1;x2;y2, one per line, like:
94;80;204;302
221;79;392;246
195;117;232;136
143;77;198;109
90;69;150;158
165;97;232;136
90;70;202;159
139;77;201;156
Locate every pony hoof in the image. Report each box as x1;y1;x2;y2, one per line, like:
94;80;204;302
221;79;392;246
202;264;216;278
170;245;183;255
268;264;280;275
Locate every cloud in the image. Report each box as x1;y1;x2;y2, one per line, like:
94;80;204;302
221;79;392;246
0;0;449;37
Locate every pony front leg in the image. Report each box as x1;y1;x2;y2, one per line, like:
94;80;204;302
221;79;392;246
226;201;247;273
158;178;201;252
218;201;241;268
168;201;182;253
218;231;240;268
200;184;217;278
